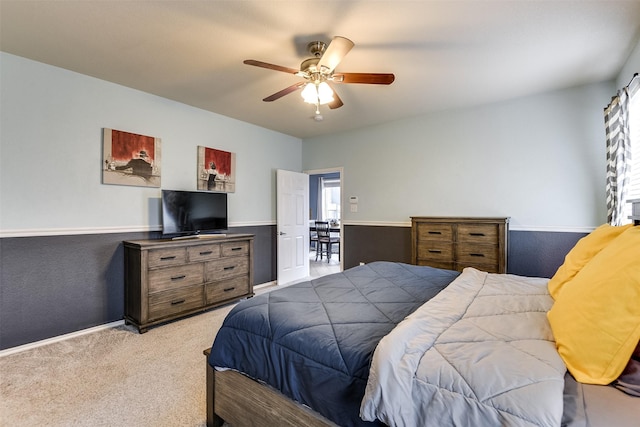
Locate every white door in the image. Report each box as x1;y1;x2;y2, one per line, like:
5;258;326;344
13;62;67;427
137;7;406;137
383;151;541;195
277;169;309;285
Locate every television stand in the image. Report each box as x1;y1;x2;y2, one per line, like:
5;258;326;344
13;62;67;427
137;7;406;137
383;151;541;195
123;234;254;333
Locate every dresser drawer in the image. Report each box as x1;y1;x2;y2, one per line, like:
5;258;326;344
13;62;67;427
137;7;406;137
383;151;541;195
187;244;220;262
455;243;498;266
417;241;454;261
221;241;250;257
416;259;455;270
206;276;250;304
148;285;204;321
457;224;498;244
148;247;187;268
149;263;204;293
417;223;453;241
205;257;249;281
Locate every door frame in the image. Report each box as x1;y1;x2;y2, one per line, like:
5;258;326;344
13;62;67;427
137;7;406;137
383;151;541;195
305;167;344;271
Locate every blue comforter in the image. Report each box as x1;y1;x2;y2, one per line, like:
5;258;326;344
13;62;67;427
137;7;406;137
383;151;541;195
208;261;459;426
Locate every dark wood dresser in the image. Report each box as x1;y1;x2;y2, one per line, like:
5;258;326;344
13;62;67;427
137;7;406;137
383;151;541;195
123;234;254;333
411;217;509;273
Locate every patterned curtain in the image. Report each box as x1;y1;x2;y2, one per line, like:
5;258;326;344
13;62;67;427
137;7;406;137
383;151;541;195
604;77;634;225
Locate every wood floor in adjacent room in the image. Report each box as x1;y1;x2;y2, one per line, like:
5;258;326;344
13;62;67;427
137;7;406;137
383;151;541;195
309;250;341;278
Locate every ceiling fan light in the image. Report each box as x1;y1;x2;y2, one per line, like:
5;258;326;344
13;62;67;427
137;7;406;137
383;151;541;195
301;81;334;105
317;82;334;104
301;82;318;104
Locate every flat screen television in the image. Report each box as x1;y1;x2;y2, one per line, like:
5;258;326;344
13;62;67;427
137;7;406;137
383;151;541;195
161;189;228;237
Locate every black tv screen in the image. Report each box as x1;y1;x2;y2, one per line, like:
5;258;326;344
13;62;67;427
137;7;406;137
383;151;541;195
161;190;228;236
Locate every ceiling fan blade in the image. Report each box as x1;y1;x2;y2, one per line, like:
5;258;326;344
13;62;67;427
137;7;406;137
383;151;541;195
317;36;354;73
263;82;306;102
328;90;343;109
244;59;299;75
333;73;395;85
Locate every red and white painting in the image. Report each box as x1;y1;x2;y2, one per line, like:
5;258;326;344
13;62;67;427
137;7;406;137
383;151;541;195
197;146;236;193
103;128;161;187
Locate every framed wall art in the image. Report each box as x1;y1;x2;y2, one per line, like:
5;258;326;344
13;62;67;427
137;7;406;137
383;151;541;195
197;146;236;193
103;128;161;188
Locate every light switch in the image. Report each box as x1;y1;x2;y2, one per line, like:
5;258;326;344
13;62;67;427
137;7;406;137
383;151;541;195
350;204;358;212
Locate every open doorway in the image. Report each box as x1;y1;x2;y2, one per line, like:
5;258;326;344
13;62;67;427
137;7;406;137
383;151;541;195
306;167;343;277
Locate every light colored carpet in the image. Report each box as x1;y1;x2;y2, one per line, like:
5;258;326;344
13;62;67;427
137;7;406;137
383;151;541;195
0;265;338;427
1;301;238;427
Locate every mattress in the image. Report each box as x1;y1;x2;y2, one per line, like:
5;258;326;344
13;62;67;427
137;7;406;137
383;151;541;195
562;373;640;427
208;261;460;427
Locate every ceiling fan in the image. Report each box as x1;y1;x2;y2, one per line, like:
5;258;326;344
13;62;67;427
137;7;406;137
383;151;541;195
243;36;395;114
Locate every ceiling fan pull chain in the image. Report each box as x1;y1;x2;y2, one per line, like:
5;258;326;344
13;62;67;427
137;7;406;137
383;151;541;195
314;103;323;122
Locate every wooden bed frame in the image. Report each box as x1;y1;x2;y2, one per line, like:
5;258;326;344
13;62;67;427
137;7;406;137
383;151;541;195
204;349;338;427
203;199;640;426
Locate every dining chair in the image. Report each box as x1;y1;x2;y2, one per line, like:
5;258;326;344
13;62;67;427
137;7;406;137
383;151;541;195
310;225;318;251
315;221;340;262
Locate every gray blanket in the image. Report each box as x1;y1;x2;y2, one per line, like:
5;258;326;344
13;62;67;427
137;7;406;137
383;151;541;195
361;268;566;427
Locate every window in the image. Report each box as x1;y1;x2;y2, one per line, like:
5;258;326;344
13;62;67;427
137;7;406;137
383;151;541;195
622;85;639;224
320;178;341;221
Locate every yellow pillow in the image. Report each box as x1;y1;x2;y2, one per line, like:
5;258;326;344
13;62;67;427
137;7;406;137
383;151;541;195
548;223;633;299
547;226;640;384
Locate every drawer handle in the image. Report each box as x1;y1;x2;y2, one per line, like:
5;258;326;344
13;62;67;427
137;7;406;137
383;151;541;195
199;251;213;255
171;275;186;281
469;233;486;237
223;287;236;292
428;250;442;254
223;266;235;271
171;299;185;305
428;231;442;235
469;253;485;257
231;247;243;251
160;256;176;261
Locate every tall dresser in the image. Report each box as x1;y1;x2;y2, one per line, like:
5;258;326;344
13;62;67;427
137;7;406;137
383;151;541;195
123;234;254;333
411;217;509;273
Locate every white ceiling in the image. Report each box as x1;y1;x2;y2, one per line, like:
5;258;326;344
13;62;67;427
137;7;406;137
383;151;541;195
1;1;639;139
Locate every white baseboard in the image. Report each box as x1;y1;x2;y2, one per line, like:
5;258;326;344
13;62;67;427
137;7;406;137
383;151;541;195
0;320;125;358
254;281;277;289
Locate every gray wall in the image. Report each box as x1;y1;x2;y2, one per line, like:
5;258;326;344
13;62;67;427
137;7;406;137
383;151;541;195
0;223;584;350
0;226;276;350
342;225;585;279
